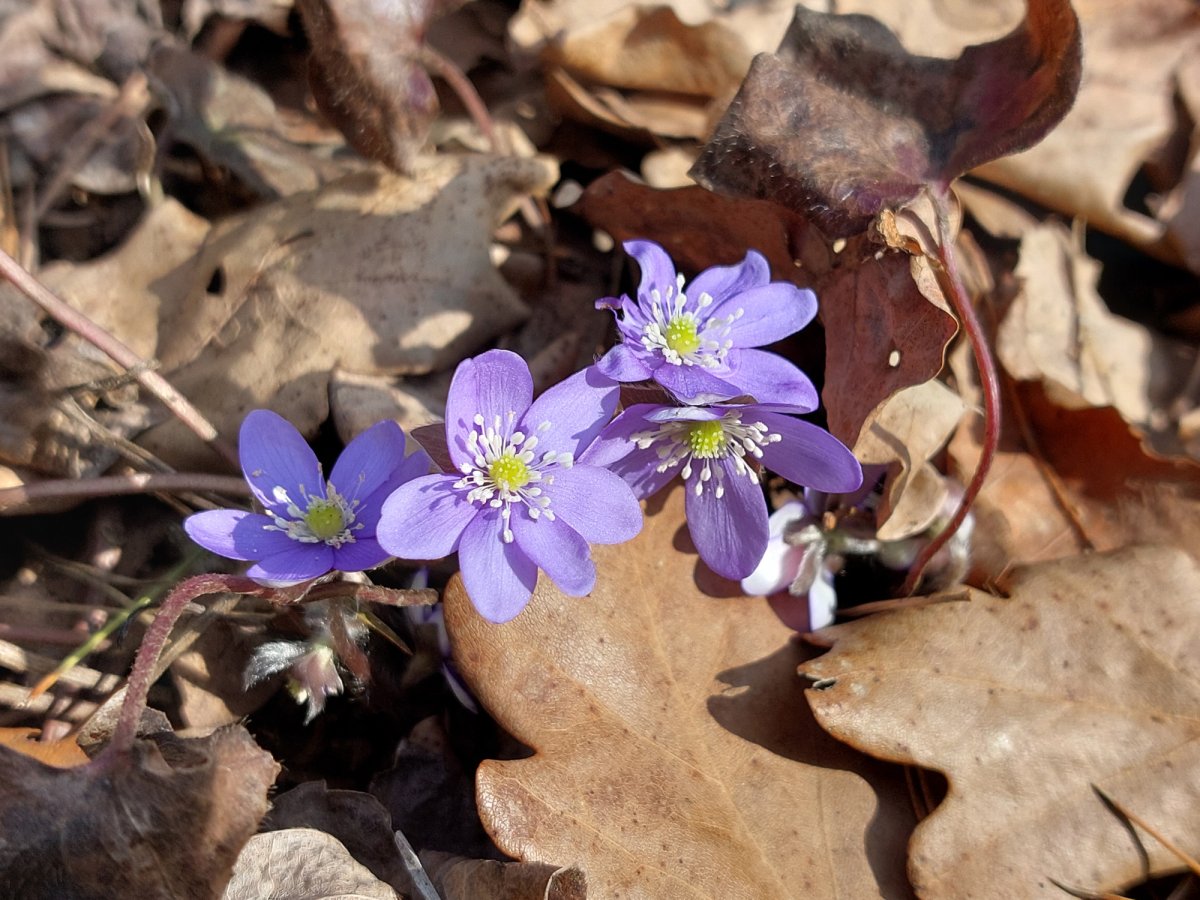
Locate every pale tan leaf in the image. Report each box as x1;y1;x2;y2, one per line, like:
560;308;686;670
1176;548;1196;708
420;851;587;900
802;547;1200;898
445;484;915;899
222;829;399;900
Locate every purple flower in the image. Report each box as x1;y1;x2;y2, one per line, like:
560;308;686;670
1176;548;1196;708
741;495;838;630
185;410;430;586
581;401;862;580
596;240;820;407
377;350;643;624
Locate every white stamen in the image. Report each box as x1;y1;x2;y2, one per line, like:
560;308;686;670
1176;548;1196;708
629;411;780;497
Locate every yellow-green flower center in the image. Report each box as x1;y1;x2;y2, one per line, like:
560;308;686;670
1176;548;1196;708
304;499;347;541
665;315;701;356
685;420;726;457
488;453;531;492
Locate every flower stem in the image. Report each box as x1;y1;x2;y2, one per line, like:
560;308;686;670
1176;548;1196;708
899;193;1000;595
89;573;265;769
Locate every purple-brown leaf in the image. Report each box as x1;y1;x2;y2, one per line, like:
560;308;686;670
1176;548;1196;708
691;0;1082;237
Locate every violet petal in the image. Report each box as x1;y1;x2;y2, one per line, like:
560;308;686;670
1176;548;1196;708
512;511;595;597
725;349;819;411
458;511;538;623
378;474;475;559
712;283;817;346
654;364;743;405
331;537;390;572
686;249;770;301
756;412;864;493
444;349;533;470
521;365;619;459
239;409;325;515
184;509;295;562
329;419;416;505
684;462;769;579
246;544;335;587
596;342;656;382
543;465;642;544
739;500;808;595
625;240;677;295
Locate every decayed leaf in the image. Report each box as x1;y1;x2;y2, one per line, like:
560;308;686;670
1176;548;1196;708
445;485;915;899
296;0;442;172
0;728;88;768
141;154;556;467
420;851;587;900
0;726;278;899
853;379;965;540
222;829;399;900
816;233;958;448
691;0;1081;237
801;547;1200;898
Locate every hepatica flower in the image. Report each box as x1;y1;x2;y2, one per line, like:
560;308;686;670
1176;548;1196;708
596;240;819;407
582;401;862;580
185;410;430;586
377;350;642;623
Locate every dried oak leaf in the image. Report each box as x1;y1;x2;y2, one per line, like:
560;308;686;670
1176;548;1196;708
296;0;443;173
445;484;916;899
142;154;556;468
801;547;1200;898
420;851;587;900
222;829;399;900
0;726;278;899
691;0;1082;237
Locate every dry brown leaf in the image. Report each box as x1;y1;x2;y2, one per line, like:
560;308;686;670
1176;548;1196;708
0;728;88;768
0;726;278;898
42;198;211;360
801;547;1200;898
140;154;555;467
420;851;587;900
973;0;1200;270
445;484;915;899
222;829;399;900
170;617;277;732
997;222;1188;429
853;379;965;540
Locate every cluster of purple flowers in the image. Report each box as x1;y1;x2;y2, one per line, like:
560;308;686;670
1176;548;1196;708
186;241;862;623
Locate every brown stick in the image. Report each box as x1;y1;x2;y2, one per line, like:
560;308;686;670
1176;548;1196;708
0;473;251;512
0;248;240;468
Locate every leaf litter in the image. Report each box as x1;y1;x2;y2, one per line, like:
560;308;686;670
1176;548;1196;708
0;0;1198;897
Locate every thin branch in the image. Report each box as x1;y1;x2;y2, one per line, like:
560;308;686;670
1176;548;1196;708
0;473;250;512
0;248;240;468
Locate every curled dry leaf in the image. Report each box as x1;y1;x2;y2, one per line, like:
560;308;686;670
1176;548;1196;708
445;484;915;899
420;851;587;900
691;0;1082;237
853;379;965;541
141;154;556;467
801;547;1200;898
997;222;1191;431
222;829;399;900
0;726;278;899
296;0;442;173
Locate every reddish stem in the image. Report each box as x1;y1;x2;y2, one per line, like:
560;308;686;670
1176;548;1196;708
90;574;265;769
899;194;1001;595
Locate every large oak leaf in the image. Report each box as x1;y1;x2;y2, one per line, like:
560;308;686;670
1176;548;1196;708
445;485;916;899
801;547;1200;898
